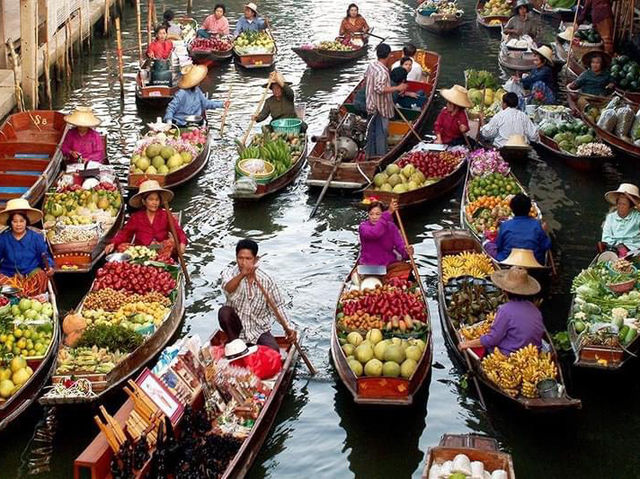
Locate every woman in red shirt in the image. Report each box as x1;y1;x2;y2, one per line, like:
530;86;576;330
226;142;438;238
434;85;471;146
105;180;187;255
146;25;173;60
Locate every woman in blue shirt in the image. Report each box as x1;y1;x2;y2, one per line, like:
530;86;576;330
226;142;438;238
234;3;267;36
517;46;556;105
599;183;640;255
495;193;551;266
0;199;53;278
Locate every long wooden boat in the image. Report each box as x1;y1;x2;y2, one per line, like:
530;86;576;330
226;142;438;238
434;229;581;411
499;44;536;72
415;8;463;33
39;274;185;406
135;68;178;109
292;43;368;69
0;111;67;207
234;29;277;69
306;49;440;190
534;132;611;172
476;0;510;29
127;127;211;190
361;149;467;209
73;330;298;479
0;280;59;431
229;137;308;200
330;261;433;405
422;433;516;478
190;44;234;65
531;0;575;20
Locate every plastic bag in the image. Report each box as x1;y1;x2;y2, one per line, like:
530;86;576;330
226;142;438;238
631;110;640;140
504;78;525;99
615;105;635;137
604;96;622;111
597;108;618;132
235;345;283;379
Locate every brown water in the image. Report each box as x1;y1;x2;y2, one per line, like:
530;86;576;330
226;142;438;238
0;1;639;478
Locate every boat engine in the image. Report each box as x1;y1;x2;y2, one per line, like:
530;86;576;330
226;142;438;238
315;110;368;161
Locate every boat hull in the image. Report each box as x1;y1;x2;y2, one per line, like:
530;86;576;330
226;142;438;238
415;12;463;33
292;45;368;69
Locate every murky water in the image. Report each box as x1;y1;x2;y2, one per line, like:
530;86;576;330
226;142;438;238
0;0;639;478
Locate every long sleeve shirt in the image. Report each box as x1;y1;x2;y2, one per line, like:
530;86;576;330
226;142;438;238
365;61;394;118
578;0;613;24
480;300;545;354
0;229;53;276
496;216;552;265
602;209;640;249
234;16;267;36
521;65;554;91
359;211;408;267
574;69;612;96
111;209;188;248
146;40;173;59
504;15;540;39
221;265;288;343
60;128;105;163
256;86;296;122
164;88;223;126
480;107;539;148
434;107;469;144
202;15;230;35
339;16;369;36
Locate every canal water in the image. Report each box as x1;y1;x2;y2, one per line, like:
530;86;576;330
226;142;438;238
1;0;639;477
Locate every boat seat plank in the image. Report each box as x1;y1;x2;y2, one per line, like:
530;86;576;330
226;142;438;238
0;186;29;193
0;159;49;171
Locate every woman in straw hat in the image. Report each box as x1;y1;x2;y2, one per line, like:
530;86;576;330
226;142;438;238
567;51;614;97
359;198;412;267
234;3;267;37
504;0;540;41
253;71;307;132
459;267;544;355
60;107;105;164
163;64;230;127
105;180;187;256
515;45;556;105
599;183;640;255
434;85;471;146
0;199;53;283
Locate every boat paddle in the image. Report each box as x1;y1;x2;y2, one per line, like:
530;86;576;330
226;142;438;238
363;31;386;41
564;0;581;67
393;209;424;294
254;278;317;375
219;87;232;137
309;155;342;219
393;104;424;143
241;78;273;146
161;197;191;285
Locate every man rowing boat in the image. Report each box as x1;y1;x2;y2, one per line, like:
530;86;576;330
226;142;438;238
219;239;296;352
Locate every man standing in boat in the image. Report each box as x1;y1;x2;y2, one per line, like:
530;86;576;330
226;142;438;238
364;43;407;157
219;239;296;352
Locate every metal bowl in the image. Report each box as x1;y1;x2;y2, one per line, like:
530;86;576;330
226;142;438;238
183;115;203;123
105;253;131;263
0;286;19;296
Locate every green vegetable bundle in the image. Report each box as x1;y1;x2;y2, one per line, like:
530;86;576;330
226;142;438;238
465;69;498;90
76;324;143;353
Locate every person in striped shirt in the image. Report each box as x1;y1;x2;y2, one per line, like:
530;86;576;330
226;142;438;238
219;239;295;351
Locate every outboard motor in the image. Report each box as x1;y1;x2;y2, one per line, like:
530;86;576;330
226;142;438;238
150;60;173;86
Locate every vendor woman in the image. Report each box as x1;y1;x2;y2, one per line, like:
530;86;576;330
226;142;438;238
459;267;544;355
253;71;307;132
359;199;412;267
339;4;369;39
146;24;173;60
60;107;105;164
568;51;614;96
200;4;230;37
600;183;640;254
504;0;540;41
0;199;53;279
517;46;556;105
105;180;187;255
234;3;267;36
434;85;471;146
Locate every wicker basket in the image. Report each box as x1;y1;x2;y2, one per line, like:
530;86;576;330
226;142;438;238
606;278;636;294
236;159;275;184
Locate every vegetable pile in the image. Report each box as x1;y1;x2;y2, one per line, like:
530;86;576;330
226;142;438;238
536;106;609;156
417;0;463;18
190;36;232;52
610;55;640;93
314;39;356;51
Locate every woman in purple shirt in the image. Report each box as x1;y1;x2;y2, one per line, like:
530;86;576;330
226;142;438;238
61;107;105;164
459;267;544;355
359;199;412;267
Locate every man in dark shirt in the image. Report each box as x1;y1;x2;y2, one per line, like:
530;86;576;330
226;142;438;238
253;71;307;132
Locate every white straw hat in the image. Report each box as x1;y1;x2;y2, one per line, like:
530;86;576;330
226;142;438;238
129;179;174;209
224;339;258;361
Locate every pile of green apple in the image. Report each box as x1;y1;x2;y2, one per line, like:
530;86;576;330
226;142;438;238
0;298;55;359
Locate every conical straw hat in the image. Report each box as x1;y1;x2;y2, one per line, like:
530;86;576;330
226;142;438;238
500;248;544;269
178;64;208;89
129;179;174;209
64;107;101;128
0;198;43;224
439;85;472;108
491;266;541;295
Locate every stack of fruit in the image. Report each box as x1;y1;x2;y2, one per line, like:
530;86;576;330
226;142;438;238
316;40;355;51
442;251;495;283
130;133;200;176
418;0;463;17
467;172;521;201
480;0;511;17
465;70;505;119
237;133;304;177
0;357;34;400
234;31;275;54
574;27;600;44
190;36;233;52
611;55;640;92
180;127;208;150
249;131;305;162
446;280;505;328
55;346;128;375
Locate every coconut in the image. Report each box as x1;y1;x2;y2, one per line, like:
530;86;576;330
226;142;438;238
373;173;388;187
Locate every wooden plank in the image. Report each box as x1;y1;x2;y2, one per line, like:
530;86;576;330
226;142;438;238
20;0;38;109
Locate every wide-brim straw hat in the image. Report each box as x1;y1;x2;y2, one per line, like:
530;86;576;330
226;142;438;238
178;64;208;89
500;248;544;269
0;198;43;225
245;2;259;14
503;134;530;149
604;183;640;206
532;45;554;65
581;50;611;69
129;179;174;209
64;107;101;128
557;26;574;42
224;339;258;361
440;85;472;109
491;266;541;296
513;0;531;14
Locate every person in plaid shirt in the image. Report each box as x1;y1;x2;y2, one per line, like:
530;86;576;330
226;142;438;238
219;239;295;351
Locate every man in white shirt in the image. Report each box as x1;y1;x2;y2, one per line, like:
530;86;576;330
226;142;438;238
391;43;423;82
480;92;539;148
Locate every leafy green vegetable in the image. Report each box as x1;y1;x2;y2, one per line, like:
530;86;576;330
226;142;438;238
552;331;572;352
75;324;143;352
465;69;499;90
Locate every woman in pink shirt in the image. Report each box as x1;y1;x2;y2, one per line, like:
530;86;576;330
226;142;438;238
60;107;105;164
200;4;230;37
358;199;412;267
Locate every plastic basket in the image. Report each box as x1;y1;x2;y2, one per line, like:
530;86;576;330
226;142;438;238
271;118;302;134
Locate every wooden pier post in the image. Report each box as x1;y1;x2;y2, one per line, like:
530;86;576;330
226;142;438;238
19;0;38;109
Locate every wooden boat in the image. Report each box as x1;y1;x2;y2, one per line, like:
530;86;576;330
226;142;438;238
73;330;298;479
467;117;532;162
534;132;611;172
434;229;581;411
360;149;467;209
135;68;178;109
476;0;510;29
127;127;211;190
306;49;440;190
330;261;433;405
190;44;234;65
0;280;59;431
39;274;185;406
415;7;463;33
531;0;576;20
229;137;308;200
234;29;277;69
292;43;368;69
422;433;516;478
0;111;66;207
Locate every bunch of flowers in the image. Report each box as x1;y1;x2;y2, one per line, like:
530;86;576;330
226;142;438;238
469;149;510;177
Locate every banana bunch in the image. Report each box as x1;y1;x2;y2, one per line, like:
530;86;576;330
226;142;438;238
460;312;495;340
259;139;292;175
239;145;261;160
442;251;495;283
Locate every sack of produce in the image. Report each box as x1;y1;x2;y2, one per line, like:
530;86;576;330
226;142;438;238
604;96;622;111
615;105;635;138
631;110;640;140
597;108;617;132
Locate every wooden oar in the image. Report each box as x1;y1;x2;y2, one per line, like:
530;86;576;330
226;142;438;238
309;156;342;219
161;197;190;285
393;209;423;293
219;87;232;137
254;278;317;375
462;349;487;410
565;0;582;67
241;79;272;146
393;104;423;143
